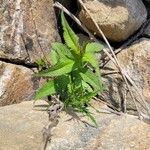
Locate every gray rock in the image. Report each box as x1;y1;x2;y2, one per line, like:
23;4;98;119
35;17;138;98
0;61;39;106
144;24;150;36
79;0;147;42
143;0;150;17
0;0;60;64
0;101;150;150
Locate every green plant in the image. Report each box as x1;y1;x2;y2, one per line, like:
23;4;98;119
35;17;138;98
34;11;104;126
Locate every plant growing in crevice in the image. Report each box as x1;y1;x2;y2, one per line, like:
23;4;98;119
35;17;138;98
34;11;104;126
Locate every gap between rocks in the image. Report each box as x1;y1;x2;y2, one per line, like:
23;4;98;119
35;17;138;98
0;57;37;69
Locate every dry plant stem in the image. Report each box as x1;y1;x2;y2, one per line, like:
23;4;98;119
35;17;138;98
78;0;150;118
53;2;150;118
122;85;127;113
125;72;150;114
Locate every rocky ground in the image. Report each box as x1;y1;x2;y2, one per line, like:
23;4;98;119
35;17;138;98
0;101;150;150
0;0;150;149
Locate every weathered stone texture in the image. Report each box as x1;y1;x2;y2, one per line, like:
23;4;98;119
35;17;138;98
0;101;48;150
0;61;39;106
0;0;59;64
102;38;150;115
79;0;147;41
0;101;149;150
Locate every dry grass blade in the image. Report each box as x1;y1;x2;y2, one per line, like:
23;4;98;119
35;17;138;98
53;1;150;119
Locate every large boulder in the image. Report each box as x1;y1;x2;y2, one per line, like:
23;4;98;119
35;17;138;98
0;61;39;106
102;38;150;115
0;0;60;64
0;101;150;150
79;0;147;42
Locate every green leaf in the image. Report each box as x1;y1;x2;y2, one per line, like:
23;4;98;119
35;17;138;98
80;92;97;106
61;11;79;54
35;80;56;100
54;75;70;99
85;42;103;53
51;42;73;65
82;52;101;79
82;80;93;92
35;60;75;77
82;53;99;69
51;48;59;65
80;70;101;91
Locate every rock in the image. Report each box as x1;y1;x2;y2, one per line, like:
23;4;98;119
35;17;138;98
0;101;150;150
0;0;60;64
79;0;147;42
144;24;150;36
0;101;48;150
0;61;39;106
101;38;150;115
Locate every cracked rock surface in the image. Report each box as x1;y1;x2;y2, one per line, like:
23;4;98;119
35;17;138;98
0;101;150;150
0;61;39;106
0;0;59;64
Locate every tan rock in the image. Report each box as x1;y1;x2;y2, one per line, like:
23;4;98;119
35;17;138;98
0;101;48;150
0;61;39;106
0;101;149;150
102;38;150;115
79;0;147;42
0;0;60;64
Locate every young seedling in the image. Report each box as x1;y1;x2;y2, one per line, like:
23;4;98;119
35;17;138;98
34;11;104;126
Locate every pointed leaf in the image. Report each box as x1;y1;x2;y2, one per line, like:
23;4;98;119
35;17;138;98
82;52;101;79
35;60;75;77
51;48;59;65
83;108;98;127
61;11;79;54
51;42;73;63
35;80;56;100
82;80;93;92
82;53;99;69
80;70;101;91
85;42;103;53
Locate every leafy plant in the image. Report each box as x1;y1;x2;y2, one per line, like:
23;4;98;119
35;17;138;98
34;11;104;126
